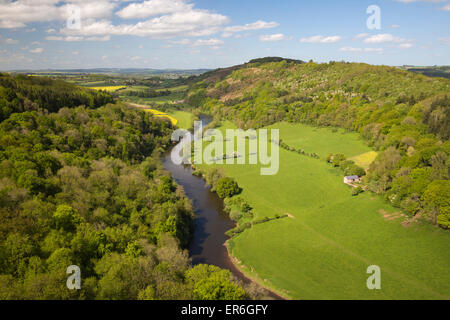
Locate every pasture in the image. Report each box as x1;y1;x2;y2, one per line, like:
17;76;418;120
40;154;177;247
195;122;450;299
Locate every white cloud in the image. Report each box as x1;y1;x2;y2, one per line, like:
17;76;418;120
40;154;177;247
170;38;191;45
192;38;224;46
45;35;110;42
439;37;450;44
5;38;18;44
442;3;450;10
363;33;414;48
60;10;229;39
398;42;414;48
364;47;384;53
300;35;342;43
354;33;369;40
117;0;191;19
223;20;279;34
339;47;362;52
86;35;111;41
364;33;399;43
259;34;291;42
339;47;384;53
30;47;44;54
0;0;119;29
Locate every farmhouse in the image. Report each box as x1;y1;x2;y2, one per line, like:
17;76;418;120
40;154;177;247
344;175;361;184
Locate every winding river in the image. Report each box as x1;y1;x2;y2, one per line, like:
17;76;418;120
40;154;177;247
161;115;281;299
162;116;246;274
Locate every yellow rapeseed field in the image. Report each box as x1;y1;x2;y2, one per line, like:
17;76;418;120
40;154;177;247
89;86;127;92
144;109;178;126
349;151;378;169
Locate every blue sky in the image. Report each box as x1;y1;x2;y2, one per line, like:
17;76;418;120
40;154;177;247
0;0;449;70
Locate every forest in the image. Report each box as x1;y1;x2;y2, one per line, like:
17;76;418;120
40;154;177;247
0;73;247;300
187;60;450;229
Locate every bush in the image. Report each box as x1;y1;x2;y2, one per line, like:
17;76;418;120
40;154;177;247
229;210;242;222
352;186;364;196
216;177;241;199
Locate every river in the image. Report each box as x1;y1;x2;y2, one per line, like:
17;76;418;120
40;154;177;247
161;115;282;299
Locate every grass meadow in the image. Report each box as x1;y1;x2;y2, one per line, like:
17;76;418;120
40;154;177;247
195;122;450;299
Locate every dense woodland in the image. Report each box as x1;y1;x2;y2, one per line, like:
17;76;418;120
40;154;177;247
0;74;247;300
187;59;450;228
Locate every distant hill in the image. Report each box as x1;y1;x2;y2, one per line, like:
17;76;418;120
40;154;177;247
8;68;211;77
195;57;304;84
400;65;450;79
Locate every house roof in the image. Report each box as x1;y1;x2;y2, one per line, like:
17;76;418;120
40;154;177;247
345;175;360;180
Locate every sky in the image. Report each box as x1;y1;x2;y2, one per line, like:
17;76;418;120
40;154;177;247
0;0;449;70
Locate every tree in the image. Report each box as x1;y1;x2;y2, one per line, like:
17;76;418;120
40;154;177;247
185;264;245;300
53;205;83;232
216;177;240;199
332;154;346;167
352;186;364;196
422;180;450;228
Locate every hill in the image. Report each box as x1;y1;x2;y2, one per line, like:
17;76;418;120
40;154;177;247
187;59;450;229
0;74;247;300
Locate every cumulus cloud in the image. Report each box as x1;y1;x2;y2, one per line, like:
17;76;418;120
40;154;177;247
46;35;110;42
439;36;450;44
363;33;414;48
339;47;384;53
117;0;192;19
30;47;44;54
398;42;414;48
259;34;291;42
0;0;228;41
339;47;363;52
363;33;402;43
0;36;19;44
0;0;118;29
223;20;279;34
192;38;224;46
60;9;229;39
300;35;342;43
354;33;369;40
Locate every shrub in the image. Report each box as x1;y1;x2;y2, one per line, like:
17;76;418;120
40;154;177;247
352;186;364;196
229;210;242;222
216;177;240;199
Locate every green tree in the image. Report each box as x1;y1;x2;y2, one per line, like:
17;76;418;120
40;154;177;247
216;177;241;199
185;264;245;300
422;180;450;228
53;205;83;232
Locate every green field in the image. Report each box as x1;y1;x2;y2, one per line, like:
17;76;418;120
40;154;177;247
120;92;184;105
119;84;187;105
169;110;194;129
267;122;372;158
196;122;450;299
